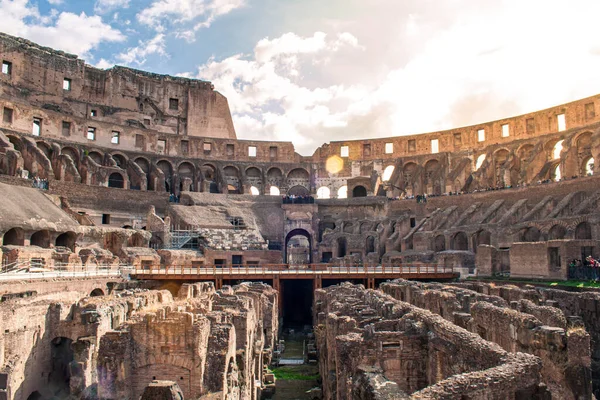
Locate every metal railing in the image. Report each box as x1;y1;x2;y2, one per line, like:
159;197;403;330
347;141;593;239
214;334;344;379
0;263;131;280
132;263;455;277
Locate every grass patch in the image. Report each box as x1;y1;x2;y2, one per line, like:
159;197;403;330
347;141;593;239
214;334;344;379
271;366;320;381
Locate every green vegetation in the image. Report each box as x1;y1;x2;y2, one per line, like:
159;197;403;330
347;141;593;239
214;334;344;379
271;366;320;381
469;276;600;289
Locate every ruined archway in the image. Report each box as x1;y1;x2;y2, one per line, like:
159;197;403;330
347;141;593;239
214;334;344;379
575;222;592;240
285;229;312;264
90;288;105;297
287;185;309;196
522;226;541;242
548;225;566;240
30;230;50;248
56;232;77;251
3;227;25;246
108;172;124;188
451;232;469;251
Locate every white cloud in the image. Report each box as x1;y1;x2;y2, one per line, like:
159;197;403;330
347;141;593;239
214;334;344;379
47;0;63;4
0;1;124;57
115;33;167;66
193;0;600;155
94;0;129;14
137;0;244;35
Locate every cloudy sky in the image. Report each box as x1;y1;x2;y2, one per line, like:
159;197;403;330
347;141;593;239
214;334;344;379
3;0;600;155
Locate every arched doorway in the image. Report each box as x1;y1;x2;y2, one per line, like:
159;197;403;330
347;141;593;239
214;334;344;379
522;226;541;242
30;230;50;248
548;225;566;240
352;185;367;197
3;228;24;245
451;232;468;250
56;232;77;251
575;222;592;240
108;172;124;188
285;229;312;265
90;288;105;297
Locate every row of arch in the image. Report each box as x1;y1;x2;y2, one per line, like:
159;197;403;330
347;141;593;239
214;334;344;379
432;222;593;252
2;228;77;251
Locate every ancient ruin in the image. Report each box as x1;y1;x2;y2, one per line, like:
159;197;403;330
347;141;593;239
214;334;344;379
0;32;599;398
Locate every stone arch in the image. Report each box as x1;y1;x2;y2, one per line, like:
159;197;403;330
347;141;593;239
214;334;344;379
267;167;283;189
575;221;592;240
317;186;330;199
30;230;51;248
36;141;52;159
7;135;23;151
545;138;564;160
402;162;418;195
245;166;261;177
521;226;541;242
493;149;510;186
285;228;312;264
178;161;195;192
55;231;77;251
111;152;128;169
424;159;441;195
286;168;310;191
3;228;24;246
548;224;566;240
134;157;150;173
382;165;395;181
575;131;593;153
434;235;446;252
269;186;280;195
108;172;125;188
287;185;309;196
337;185;348;199
202;164;219;193
517;144;535;162
157;160;174;192
352;185;367;197
87;151;103;165
550;161;561;181
451;232;468;251
61;146;79;165
90;288;105;297
224;165;241;194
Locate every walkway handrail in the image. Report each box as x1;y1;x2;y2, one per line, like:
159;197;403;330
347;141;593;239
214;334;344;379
132;263;454;276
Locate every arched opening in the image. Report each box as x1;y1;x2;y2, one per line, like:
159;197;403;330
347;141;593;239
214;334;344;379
269;186;280;196
178;162;195;192
552;164;561;182
267;167;283;188
548;225;566;240
382;165;395;181
473;230;491;251
286;168;310;187
245;167;261;178
337;186;348;199
337;236;347;257
552;140;564;160
36;141;52;159
27;391;42;400
112;153;127;169
61;147;79;165
7;135;23;152
88;151;103;165
250;186;260;195
402;163;418;195
224;166;241;194
424;159;441;195
30;230;50;248
108;172;124;188
451;232;469;251
366;236;376;254
352;185;367;197
434;235;446;252
157;160;174;192
3;228;24;245
287;185;309;196
475;154;486;171
575;222;592;240
584;157;594;176
55;232;77;251
522;227;541;242
90;288;105;297
317;186;330;199
134;157;151;190
285;229;312;265
49;337;74;398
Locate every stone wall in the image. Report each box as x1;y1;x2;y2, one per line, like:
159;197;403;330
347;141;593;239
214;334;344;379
0;280;278;400
314;283;550;399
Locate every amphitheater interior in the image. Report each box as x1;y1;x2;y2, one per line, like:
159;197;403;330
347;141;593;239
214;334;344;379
1;32;600;399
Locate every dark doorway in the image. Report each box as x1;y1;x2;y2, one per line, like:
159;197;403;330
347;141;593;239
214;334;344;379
49;337;74;398
108;172;124;188
282;279;313;329
352;185;367;197
232;255;243;266
337;237;347;257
